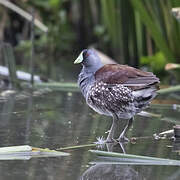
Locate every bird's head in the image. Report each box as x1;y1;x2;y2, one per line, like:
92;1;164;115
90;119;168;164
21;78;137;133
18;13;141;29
74;49;103;72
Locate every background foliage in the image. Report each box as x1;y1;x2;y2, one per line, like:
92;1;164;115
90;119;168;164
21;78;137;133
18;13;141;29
1;0;180;79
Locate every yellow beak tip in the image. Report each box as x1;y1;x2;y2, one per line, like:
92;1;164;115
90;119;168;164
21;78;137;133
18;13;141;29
74;59;80;64
74;51;84;64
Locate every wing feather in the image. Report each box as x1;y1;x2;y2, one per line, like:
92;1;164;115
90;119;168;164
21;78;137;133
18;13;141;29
95;64;159;90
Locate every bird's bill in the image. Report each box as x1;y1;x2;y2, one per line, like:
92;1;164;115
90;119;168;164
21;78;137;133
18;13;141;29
74;51;83;64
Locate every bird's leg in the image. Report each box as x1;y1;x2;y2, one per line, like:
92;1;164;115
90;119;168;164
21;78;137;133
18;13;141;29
117;117;134;142
106;114;118;143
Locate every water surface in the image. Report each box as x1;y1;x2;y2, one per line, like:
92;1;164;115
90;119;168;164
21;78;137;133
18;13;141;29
0;90;180;180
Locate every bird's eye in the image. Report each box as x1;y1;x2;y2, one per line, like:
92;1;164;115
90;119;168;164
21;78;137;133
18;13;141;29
83;50;90;58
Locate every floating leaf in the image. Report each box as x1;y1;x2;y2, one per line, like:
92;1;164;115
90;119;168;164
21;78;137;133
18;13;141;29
89;150;180;166
0;145;69;160
34;82;79;92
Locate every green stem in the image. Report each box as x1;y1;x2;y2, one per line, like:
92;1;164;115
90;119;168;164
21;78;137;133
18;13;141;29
158;85;180;94
57;144;97;151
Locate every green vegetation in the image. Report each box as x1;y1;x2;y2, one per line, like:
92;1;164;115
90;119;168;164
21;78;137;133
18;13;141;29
0;0;180;79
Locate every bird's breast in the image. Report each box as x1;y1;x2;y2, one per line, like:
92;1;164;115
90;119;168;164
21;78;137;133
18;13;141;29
86;81;136;118
78;71;95;98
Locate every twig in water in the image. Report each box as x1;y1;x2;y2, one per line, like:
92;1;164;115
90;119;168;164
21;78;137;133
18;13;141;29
56;144;97;151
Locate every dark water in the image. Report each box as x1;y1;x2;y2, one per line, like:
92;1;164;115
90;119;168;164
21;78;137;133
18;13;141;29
0;89;180;180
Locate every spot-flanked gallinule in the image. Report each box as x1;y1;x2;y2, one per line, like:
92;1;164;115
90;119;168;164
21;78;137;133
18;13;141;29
74;49;159;143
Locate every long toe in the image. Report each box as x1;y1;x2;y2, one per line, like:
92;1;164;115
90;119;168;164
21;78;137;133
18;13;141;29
106;137;118;144
95;137;118;145
117;136;129;143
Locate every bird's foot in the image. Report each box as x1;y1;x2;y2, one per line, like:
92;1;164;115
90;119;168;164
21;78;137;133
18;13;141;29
94;136;106;145
117;136;129;143
94;136;118;144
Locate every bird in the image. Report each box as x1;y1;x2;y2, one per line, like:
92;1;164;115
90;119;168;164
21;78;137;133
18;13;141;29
74;49;159;143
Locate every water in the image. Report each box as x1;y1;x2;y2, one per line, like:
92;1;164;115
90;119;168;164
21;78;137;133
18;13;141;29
0;89;180;180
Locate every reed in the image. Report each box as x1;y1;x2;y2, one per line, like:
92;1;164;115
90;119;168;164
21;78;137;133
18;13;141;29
2;43;20;88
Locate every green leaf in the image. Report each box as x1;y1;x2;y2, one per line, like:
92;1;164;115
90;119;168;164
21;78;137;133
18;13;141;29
89;150;180;166
158;85;180;94
130;0;174;61
0;145;69;160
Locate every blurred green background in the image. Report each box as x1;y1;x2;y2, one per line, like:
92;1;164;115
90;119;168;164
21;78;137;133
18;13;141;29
1;0;180;82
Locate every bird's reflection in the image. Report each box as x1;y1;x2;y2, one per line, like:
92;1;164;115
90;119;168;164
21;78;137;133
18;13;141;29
80;164;142;180
105;142;127;153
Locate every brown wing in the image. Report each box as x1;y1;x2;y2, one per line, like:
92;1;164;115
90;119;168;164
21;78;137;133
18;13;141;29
95;64;160;90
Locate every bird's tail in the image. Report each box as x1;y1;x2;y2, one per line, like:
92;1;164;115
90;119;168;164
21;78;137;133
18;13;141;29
132;85;158;110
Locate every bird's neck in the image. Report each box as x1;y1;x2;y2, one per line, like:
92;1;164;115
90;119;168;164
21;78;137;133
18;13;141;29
83;62;103;73
78;65;102;98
